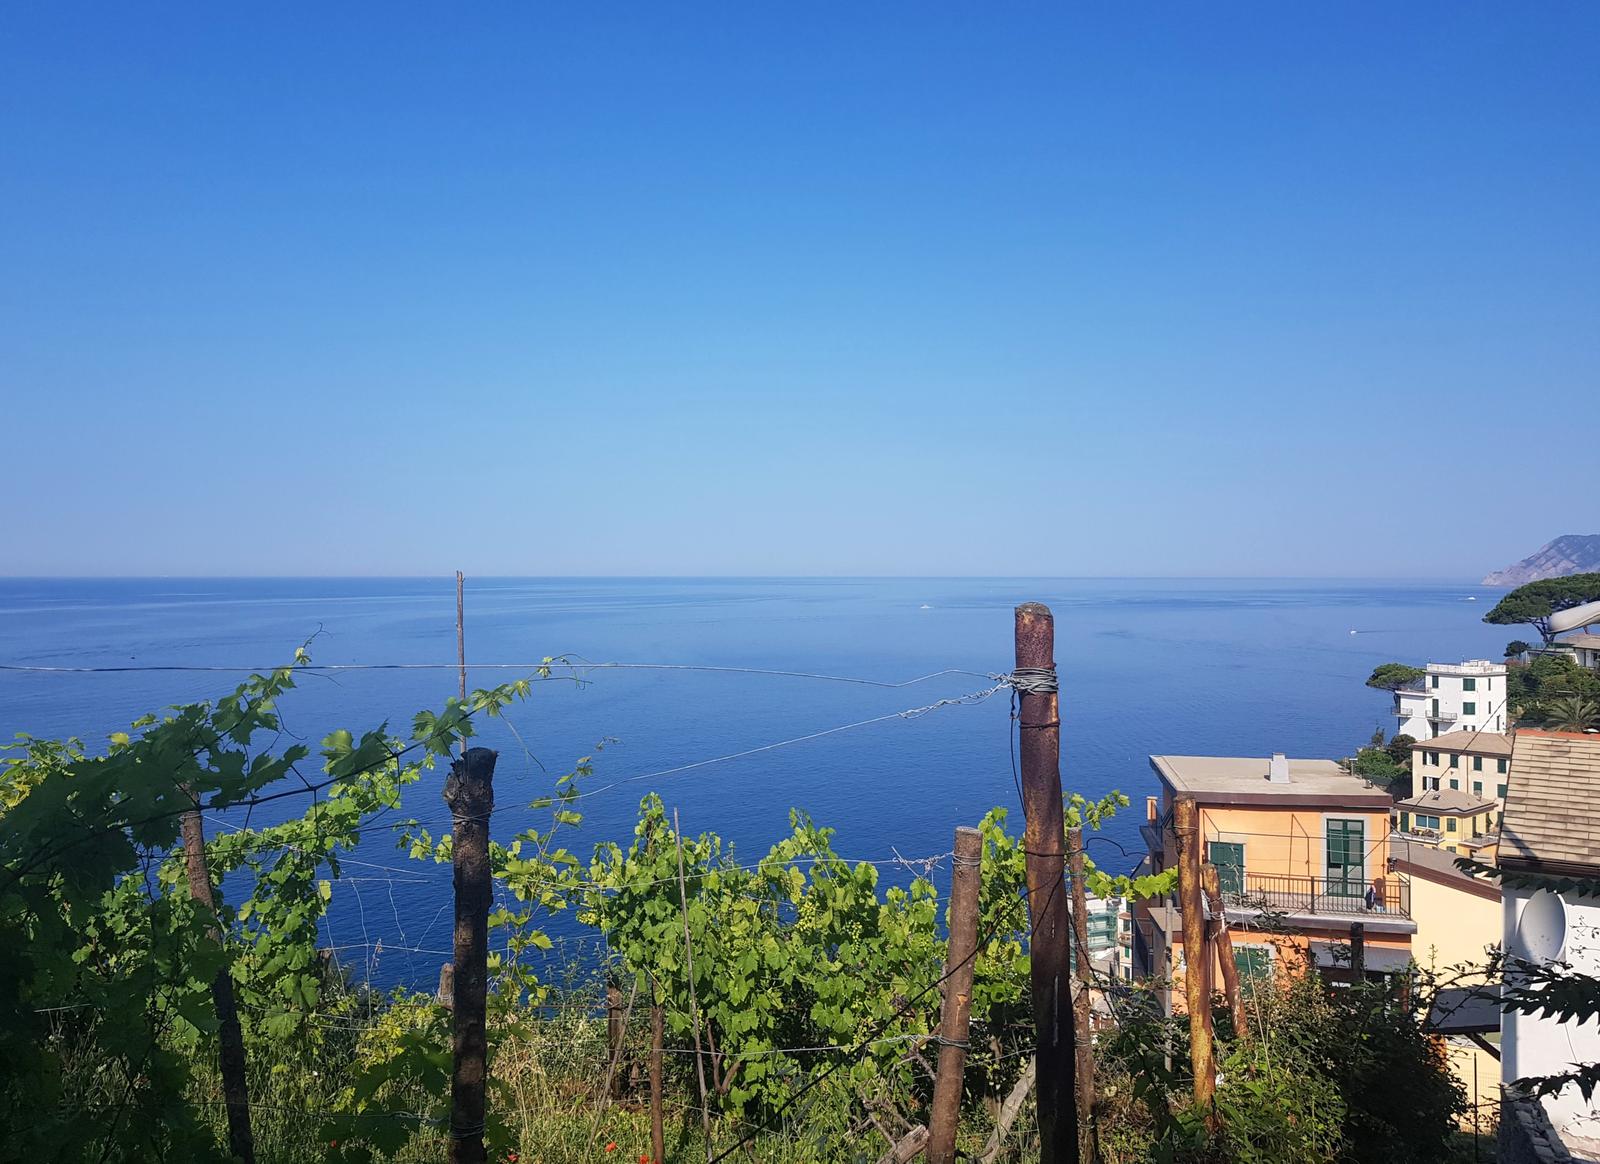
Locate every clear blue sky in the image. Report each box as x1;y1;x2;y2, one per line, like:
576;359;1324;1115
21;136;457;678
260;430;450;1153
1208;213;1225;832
2;4;1595;578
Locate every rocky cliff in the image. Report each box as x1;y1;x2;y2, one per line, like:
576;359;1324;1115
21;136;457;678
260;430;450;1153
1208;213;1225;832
1483;534;1600;586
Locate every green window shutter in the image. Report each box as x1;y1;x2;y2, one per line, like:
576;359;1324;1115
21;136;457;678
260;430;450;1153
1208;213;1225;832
1464;678;1476;692
1463;702;1476;716
1400;812;1410;832
1449;779;1458;790
1473;782;1482;796
1498;759;1508;774
1497;785;1507;799
1447;818;1457;833
1473;756;1483;772
1209;841;1245;896
1235;947;1271;981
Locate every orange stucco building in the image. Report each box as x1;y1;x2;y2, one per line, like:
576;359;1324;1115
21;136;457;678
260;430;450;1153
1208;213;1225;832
1133;752;1417;1008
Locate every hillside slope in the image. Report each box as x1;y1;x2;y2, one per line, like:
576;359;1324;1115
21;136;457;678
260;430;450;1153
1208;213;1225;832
1483;534;1600;586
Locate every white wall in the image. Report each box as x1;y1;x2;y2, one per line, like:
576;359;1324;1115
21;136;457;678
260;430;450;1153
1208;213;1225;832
1503;886;1600;1142
1399;661;1507;738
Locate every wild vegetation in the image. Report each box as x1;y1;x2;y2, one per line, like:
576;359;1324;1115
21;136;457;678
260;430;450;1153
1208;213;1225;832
1;656;1477;1162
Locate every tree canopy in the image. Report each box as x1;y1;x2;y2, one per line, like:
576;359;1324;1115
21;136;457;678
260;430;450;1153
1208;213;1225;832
1483;573;1600;644
1365;663;1425;692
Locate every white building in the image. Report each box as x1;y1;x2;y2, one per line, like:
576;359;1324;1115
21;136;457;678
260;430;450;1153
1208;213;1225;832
1499;730;1600;1159
1394;659;1508;740
1557;632;1600;672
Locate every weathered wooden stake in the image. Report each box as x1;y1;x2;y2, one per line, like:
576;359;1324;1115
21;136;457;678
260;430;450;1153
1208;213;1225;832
1201;865;1243;1034
456;570;467;703
650;995;666;1164
1350;921;1366;984
437;962;455;1010
180;801;255;1164
444;746;497;1164
606;977;627;1098
927;825;983;1164
673;808;715;1161
1066;825;1097;1133
1014;602;1079;1163
1173;798;1216;1113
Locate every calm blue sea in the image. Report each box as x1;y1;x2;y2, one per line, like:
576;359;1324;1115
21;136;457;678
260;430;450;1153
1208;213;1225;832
0;577;1510;990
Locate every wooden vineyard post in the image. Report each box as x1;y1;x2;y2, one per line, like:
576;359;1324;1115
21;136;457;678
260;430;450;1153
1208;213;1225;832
1201;865;1243;1034
1066;825;1096;1132
1013;602;1079;1163
1173;798;1216;1115
444;747;497;1164
650;992;666;1164
606;977;627;1098
1351;921;1366;984
179;800;256;1164
672;808;715;1161
927;825;984;1164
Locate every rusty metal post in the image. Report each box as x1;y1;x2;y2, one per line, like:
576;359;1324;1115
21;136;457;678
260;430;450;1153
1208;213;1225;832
444;747;497;1164
1014;602;1079;1163
1173;798;1216;1113
1201;865;1243;1035
927;826;983;1164
650;995;666;1164
1066;825;1096;1131
180;802;255;1164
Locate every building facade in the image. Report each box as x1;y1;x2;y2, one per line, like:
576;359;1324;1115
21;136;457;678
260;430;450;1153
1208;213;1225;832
1394;660;1509;740
1498;730;1600;1158
1394;786;1500;856
1133;752;1416;1008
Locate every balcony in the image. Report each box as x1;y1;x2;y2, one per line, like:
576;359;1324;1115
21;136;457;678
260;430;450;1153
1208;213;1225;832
1221;871;1410;918
1430;707;1457;722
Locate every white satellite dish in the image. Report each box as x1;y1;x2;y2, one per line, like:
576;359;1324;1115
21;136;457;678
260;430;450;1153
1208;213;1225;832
1550;598;1600;635
1513;890;1568;963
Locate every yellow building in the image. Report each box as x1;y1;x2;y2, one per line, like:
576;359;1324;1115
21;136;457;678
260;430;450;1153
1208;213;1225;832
1394;786;1499;855
1409;729;1512;815
1134;753;1416;1005
1394;841;1503;1128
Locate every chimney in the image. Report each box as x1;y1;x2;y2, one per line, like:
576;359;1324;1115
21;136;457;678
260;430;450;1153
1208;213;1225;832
1268;753;1291;784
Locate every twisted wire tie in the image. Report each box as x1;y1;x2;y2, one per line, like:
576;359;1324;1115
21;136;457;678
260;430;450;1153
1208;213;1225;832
1007;666;1059;696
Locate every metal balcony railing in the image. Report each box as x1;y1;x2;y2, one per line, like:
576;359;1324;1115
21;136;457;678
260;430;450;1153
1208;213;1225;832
1220;872;1410;918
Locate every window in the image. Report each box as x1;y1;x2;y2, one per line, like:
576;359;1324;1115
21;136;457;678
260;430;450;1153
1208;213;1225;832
1326;819;1364;897
1235;946;1272;981
1498;759;1508;774
1449;778;1459;790
1447;818;1457;833
1473;781;1483;796
1209;841;1244;897
1450;753;1460;767
1463;702;1477;716
1497;784;1507;799
1473;816;1481;837
1473;756;1483;772
1417;814;1440;830
1427;751;1440;766
1432;699;1440;717
1431;675;1439;689
1463;678;1477;692
1400;812;1410;832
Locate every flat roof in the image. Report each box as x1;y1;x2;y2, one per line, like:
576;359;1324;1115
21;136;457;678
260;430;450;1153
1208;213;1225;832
1409;730;1513;758
1149;755;1392;808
